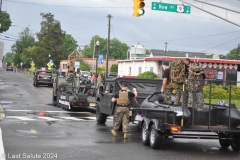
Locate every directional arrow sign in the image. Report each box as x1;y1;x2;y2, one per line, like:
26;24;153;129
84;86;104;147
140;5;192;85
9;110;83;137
152;2;191;14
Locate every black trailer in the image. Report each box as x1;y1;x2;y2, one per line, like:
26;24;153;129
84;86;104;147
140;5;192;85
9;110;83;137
130;80;240;151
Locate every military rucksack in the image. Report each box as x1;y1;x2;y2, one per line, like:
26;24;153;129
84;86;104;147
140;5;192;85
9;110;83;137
169;59;185;84
188;65;205;92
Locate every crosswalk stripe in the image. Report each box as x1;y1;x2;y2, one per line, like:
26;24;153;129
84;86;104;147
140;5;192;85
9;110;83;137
7;116;35;121
38;117;60;121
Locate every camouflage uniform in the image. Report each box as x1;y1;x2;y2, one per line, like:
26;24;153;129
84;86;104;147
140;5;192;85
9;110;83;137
174;83;183;105
164;88;172;104
114;107;130;132
182;83;189;107
188;90;204;111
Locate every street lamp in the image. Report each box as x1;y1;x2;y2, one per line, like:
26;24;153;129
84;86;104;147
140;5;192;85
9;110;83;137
95;40;100;86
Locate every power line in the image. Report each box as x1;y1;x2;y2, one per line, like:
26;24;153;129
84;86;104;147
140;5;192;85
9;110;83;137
201;35;240;52
7;0;130;8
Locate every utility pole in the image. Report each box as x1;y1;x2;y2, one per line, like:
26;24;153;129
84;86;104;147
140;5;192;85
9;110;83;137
106;14;112;79
164;42;168;56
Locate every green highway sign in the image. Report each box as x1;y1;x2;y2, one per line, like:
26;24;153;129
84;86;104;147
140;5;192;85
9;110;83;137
152;2;191;14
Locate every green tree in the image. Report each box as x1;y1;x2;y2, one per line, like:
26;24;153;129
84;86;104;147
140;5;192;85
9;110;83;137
4;52;14;66
0;11;12;33
11;27;35;66
137;71;157;79
22;46;38;68
35;12;66;68
226;47;240;60
110;64;118;72
64;34;78;56
75;58;91;71
206;54;214;58
82;36;129;59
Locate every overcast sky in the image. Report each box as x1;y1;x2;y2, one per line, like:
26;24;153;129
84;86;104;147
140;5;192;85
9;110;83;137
1;0;240;56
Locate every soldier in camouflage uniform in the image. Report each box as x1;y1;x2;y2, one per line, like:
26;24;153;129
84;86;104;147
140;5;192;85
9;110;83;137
111;83;137;139
161;62;173;104
182;58;190;107
188;64;206;111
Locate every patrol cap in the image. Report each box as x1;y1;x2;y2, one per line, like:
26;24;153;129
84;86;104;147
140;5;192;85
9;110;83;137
121;83;128;87
163;61;169;66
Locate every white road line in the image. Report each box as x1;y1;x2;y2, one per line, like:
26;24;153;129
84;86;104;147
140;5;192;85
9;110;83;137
4;109;91;114
7;116;35;121
38;117;60;121
0;128;6;160
61;117;83;121
85;117;96;120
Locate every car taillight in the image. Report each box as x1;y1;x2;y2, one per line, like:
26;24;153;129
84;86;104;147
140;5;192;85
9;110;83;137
79;102;82;106
71;102;74;105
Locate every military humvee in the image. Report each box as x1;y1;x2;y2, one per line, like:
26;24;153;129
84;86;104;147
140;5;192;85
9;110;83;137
94;78;162;124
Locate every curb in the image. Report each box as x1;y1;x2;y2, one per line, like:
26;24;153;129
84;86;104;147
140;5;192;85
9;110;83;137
0;104;5;121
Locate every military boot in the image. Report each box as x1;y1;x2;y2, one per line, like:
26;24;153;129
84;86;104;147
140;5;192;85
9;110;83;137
124;133;128;139
111;129;117;136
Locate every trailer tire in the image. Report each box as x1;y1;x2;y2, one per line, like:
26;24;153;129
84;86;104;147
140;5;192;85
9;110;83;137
231;135;240;151
96;105;107;124
149;125;162;149
142;122;150;146
219;134;231;148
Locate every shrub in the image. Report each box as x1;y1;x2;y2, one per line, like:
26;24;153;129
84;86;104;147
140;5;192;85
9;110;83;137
137;71;157;79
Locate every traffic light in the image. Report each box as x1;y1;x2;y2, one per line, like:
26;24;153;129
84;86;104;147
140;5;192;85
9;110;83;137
133;0;145;17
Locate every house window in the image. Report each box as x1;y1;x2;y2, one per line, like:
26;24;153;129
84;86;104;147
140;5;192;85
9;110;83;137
150;67;153;72
138;67;142;74
129;67;131;75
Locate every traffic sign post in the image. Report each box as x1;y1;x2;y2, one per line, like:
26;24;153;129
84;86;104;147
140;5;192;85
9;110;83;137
152;2;191;14
20;62;23;72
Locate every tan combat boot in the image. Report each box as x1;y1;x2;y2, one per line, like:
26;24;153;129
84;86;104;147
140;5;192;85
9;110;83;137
124;132;128;139
111;130;117;136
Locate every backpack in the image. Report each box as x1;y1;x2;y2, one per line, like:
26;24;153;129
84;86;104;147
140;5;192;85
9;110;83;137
169;59;185;84
188;65;205;92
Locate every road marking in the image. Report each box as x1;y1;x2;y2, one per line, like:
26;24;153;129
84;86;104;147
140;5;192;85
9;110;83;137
38;117;60;121
4;109;91;114
85;117;97;120
0;128;6;160
7;116;35;121
61;117;83;121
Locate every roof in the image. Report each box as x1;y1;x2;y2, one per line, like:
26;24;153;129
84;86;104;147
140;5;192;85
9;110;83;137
145;56;240;65
150;49;206;58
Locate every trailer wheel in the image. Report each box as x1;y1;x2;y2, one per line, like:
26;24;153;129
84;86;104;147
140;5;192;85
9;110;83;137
231;135;240;151
149;125;163;149
219;134;231;148
142;122;150;146
96;105;107;124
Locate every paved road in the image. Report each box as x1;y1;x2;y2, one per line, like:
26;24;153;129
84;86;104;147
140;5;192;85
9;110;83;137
0;69;239;160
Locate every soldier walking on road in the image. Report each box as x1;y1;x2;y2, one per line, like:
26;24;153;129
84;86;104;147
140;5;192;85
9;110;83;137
111;83;137;139
160;62;173;104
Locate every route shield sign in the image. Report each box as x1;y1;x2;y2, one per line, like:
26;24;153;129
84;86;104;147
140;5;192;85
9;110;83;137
152;2;191;14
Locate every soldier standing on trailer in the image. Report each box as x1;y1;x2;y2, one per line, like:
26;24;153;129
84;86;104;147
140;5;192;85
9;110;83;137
111;83;137;139
183;58;191;107
161;61;173;104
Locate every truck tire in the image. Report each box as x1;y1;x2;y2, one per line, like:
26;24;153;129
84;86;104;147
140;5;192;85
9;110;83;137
142;122;150;146
219;134;231;148
96;105;107;124
231;134;240;151
149;125;163;149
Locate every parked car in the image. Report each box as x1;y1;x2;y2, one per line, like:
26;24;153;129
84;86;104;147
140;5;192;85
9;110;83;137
6;66;13;71
33;70;53;87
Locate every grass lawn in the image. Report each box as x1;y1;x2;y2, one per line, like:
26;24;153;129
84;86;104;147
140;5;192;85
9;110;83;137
204;99;240;109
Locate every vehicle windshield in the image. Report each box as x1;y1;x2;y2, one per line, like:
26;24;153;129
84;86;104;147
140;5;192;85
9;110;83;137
39;71;52;76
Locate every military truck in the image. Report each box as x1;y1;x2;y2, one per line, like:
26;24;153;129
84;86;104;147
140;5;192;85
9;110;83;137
52;74;96;110
94;78;162;124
